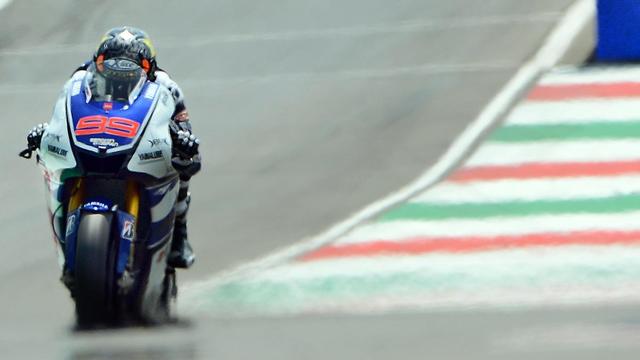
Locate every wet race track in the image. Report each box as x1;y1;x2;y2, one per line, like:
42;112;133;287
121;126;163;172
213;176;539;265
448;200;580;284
4;1;640;359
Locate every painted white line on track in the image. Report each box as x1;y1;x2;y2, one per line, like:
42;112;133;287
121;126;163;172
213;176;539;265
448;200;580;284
466;140;640;167
412;175;640;204
180;0;595;303
338;211;640;244
0;13;562;57
507;99;640;125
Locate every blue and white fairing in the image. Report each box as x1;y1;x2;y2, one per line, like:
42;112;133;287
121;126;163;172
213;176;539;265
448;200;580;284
38;70;179;269
68;75;158;154
39;70;178;181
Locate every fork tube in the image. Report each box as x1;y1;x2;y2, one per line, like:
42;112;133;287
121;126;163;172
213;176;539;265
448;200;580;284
67;178;84;212
125;180;140;267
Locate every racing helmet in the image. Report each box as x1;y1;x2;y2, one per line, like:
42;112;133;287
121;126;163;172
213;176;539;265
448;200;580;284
94;26;157;76
85;57;147;103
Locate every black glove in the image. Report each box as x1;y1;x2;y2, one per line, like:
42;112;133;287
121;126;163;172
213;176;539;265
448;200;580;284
28;123;48;150
175;129;200;158
169;121;200;159
169;122;201;178
172;154;202;179
20;123;48;159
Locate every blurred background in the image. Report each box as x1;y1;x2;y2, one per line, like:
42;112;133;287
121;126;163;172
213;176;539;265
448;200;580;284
0;0;622;359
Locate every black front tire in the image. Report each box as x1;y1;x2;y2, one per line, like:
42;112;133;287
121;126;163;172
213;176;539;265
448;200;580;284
74;213;116;328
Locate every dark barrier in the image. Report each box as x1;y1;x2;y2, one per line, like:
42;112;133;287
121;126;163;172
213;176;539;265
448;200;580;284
597;0;640;61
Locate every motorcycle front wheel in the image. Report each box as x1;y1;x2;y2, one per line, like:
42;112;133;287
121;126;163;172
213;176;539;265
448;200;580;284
74;213;117;328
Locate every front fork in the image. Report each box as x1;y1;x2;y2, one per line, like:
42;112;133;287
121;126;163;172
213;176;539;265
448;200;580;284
62;178;141;293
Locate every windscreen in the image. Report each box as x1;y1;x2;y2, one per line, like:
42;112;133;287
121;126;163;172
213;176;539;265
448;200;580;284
85;58;146;103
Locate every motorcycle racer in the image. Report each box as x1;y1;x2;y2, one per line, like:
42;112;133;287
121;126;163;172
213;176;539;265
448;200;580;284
27;26;201;269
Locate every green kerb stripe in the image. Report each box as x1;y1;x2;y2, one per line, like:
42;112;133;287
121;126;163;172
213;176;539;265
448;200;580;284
490;122;640;142
380;194;640;221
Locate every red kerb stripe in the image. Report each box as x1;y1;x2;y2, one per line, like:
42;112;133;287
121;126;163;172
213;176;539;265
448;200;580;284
528;82;640;101
300;231;640;261
450;160;640;182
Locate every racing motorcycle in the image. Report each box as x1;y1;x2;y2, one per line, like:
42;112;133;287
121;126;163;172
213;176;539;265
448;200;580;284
19;60;196;327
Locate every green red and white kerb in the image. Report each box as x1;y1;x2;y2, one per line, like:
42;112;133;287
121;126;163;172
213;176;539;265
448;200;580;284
186;67;640;315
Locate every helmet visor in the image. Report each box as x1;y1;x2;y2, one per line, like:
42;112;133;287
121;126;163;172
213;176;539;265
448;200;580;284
86;58;146;103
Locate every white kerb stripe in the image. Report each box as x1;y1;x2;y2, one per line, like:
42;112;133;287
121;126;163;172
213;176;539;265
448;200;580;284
180;0;596;300
337;210;640;245
539;66;640;85
412;175;640;204
507;99;640;125
465;140;640;167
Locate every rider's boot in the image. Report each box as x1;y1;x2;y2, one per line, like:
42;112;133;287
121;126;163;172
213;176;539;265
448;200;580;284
168;181;195;268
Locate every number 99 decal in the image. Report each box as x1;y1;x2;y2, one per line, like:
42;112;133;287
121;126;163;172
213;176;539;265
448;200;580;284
75;116;141;138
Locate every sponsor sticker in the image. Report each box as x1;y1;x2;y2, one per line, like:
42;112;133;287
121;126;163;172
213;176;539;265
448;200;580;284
138;150;163;161
47;144;68;158
83;201;110;211
44;133;61;143
66;214;76;236
148;138;170;147
90;138;119;148
122;220;135;241
103;102;113;111
76;116;140;138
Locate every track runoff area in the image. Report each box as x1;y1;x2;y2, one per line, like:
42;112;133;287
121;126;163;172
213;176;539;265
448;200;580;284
181;66;640;315
181;1;640;316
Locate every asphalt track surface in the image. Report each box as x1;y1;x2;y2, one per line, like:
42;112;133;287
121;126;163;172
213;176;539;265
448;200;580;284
1;1;631;359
